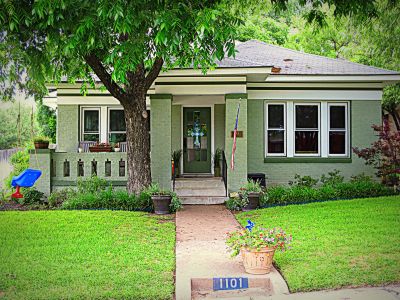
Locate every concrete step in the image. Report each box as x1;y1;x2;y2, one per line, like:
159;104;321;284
174;178;225;189
180;196;227;205
175;188;226;197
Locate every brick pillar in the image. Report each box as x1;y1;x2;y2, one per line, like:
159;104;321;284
29;149;52;195
150;94;172;190
225;94;248;192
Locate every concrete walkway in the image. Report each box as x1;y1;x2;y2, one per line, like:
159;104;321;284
175;205;289;299
175;205;400;300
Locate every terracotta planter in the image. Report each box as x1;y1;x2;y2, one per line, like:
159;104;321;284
242;192;260;211
34;141;49;149
214;166;221;177
241;247;275;274
152;194;172;215
89;146;113;152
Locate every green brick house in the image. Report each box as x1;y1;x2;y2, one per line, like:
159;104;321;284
32;40;400;198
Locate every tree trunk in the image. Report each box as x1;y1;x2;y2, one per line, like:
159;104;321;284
123;92;151;194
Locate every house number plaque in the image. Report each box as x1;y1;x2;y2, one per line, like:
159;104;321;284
213;277;249;291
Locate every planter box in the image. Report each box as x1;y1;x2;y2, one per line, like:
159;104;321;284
89;146;113;152
241;247;275;274
34;142;49;149
242;192;260;212
152;194;172;215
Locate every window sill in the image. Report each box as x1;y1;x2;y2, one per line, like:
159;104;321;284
264;157;352;163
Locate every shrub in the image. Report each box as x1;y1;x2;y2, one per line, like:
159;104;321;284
320;169;344;186
77;176;108;194
225;195;243;211
289;174;318;188
21;188;45;205
48;189;76;208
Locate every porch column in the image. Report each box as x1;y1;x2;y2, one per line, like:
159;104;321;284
225;94;248;192
29;149;52;195
150;94;172;190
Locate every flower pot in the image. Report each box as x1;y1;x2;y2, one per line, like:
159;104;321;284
151;194;172;215
241;247;275;274
34;141;49;149
242;192;260;211
114;148;120;152
214;166;221;177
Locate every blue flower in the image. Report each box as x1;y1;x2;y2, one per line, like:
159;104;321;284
245;220;255;231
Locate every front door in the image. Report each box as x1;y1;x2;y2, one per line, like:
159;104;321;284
183;107;211;173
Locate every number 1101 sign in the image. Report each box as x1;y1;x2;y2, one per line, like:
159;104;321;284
213;277;249;291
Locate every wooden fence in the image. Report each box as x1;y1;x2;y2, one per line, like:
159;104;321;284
0;148;21;162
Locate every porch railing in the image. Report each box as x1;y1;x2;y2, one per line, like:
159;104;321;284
222;150;228;196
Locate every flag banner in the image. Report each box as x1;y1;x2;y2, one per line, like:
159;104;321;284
231;102;241;170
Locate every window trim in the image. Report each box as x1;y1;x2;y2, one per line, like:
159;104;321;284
107;107;126;143
293;102;321;157
80;107;101;142
327;102;349;157
265;102;286;157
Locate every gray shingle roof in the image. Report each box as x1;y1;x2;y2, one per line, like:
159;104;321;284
217;40;399;75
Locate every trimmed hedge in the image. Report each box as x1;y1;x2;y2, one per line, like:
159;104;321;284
261;180;396;207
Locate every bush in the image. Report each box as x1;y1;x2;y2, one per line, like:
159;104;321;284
21;188;45;205
225;195;243;211
262;177;395;207
4;148;30;189
289;174;318;187
77;176;108;194
48;189;76;208
320;169;344;186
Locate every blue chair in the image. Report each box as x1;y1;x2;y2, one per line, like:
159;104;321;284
11;169;42;199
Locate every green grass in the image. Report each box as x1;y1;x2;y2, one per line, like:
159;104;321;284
236;195;400;292
0;211;175;299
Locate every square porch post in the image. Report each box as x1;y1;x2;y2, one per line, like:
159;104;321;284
150;94;173;190
225;94;248;192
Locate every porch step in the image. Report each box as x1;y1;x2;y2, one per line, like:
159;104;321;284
173;177;227;204
179;196;227;205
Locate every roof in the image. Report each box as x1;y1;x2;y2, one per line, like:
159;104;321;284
217;40;399;75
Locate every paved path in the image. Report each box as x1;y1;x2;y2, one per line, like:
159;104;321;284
175;205;289;300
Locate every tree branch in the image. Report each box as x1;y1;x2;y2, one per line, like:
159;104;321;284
144;57;163;91
84;53;125;100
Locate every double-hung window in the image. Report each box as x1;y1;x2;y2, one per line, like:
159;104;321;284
265;103;286;156
328;103;348;156
82;108;100;142
108;109;126;143
294;104;320;156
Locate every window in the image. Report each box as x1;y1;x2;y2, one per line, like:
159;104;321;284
108;109;126;143
82;108;100;141
294;104;320;155
328;103;348;156
266;103;286;156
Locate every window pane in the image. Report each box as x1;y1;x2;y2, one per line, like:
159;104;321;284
109;133;126;143
268;130;284;154
329;132;346;154
330;106;346;129
268;105;284;128
296;105;318;129
83;134;99;142
110;110;126;132
295;131;318;153
84;110;99;132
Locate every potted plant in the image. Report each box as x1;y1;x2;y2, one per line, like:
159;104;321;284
239;180;263;211
89;142;113;152
33;136;50;149
171;150;182;177
213;148;222;177
114;143;120;152
226;220;292;274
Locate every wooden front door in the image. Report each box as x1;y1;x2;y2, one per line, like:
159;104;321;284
183;107;211;173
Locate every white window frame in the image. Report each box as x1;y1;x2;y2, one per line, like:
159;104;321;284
328;102;349;157
107;107;126;143
80;107;101;142
293;102;321;157
265;102;286;157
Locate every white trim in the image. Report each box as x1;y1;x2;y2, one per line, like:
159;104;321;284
327;102;349;157
161;67;272;76
265;102;286;157
265;74;400;83
180;105;215;174
321;102;328;157
80;107;101;142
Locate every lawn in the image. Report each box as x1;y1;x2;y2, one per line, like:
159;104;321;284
236;195;400;292
0;211;175;299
